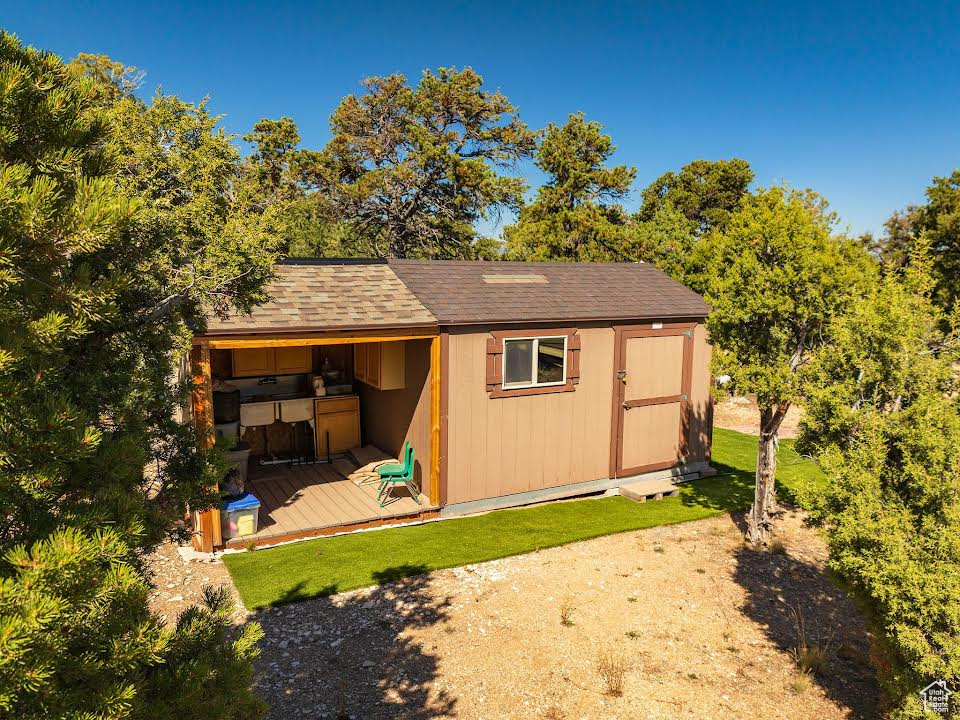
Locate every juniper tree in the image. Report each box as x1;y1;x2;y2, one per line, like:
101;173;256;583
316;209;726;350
637;158;753;234
691;186;872;544
798;248;960;719
867;170;960;315
0;34;267;719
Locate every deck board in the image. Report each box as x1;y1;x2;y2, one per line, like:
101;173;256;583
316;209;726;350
240;454;434;544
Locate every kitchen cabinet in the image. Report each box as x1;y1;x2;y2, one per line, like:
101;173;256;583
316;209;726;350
353;343;368;384
353;341;405;390
232;347;274;377
314;396;360;455
274;346;311;375
232;346;312;377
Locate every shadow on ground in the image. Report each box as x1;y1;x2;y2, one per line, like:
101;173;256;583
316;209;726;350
734;538;880;719
247;566;455;720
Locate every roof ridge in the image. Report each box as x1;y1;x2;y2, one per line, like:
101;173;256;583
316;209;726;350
280;257;387;266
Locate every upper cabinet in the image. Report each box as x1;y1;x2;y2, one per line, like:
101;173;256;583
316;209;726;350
274;346;312;375
231;347;274;377
354;341;405;390
231;346;312;377
353;342;368;384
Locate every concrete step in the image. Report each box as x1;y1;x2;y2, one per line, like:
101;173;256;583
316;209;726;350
620;478;681;503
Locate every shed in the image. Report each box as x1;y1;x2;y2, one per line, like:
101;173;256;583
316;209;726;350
189;259;713;551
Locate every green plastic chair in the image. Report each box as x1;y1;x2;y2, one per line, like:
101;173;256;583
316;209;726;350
376;442;420;508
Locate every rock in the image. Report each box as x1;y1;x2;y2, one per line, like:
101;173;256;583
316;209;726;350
278;640;289;649
362;660;375;668
330;638;343;648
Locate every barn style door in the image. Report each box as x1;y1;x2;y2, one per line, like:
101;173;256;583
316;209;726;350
612;323;695;478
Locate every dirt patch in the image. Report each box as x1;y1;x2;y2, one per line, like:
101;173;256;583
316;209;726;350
713;395;803;439
239;510;878;719
144;539;244;626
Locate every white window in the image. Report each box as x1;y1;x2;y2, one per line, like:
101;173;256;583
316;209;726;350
502;336;567;389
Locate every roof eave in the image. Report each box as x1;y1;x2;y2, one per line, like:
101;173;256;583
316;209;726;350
433;311;710;327
195;320;439;339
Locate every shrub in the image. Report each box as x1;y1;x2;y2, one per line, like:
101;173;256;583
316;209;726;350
559;593;577;627
800;250;960;718
0;528;264;719
596;648;626;696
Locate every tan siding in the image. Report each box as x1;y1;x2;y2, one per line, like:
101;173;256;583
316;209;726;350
357;339;432;488
446;325;615;504
622;403;683;469
687;322;713;462
624;335;685;398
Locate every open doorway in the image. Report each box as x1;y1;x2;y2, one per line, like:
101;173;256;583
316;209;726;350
205;336;438;547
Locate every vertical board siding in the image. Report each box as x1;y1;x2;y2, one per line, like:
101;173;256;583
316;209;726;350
624;335;685;397
446;326;615;505
686;322;713;462
357;339;433;488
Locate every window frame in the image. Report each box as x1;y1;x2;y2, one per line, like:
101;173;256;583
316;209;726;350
486;328;580;399
501;335;568;390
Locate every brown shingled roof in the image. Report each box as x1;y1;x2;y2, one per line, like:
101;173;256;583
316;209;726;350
388;259;710;325
204;261;437;334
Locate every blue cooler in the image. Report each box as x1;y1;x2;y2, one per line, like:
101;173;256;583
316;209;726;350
221;492;260;540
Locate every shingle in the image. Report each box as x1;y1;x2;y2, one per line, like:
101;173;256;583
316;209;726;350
388;259;710;325
204;262;437;333
203;259;710;333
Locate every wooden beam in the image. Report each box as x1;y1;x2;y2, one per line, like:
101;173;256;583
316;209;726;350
200;327;439;349
438;331;449;506
429;335;441;506
190;343;220;552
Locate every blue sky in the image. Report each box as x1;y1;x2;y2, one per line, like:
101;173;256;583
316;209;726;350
6;1;960;237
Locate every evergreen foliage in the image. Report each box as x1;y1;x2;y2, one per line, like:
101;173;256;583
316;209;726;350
865;169;960;315
637;158;753;233
798;248;960;719
691;185;873;543
316;67;537;259
0;33;266;719
503;112;635;261
628;158;753;280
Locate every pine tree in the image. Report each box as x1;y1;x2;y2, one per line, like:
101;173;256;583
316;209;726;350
0;32;265;719
504;112;635;261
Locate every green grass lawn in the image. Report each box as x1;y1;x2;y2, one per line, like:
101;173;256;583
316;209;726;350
223;428;823;609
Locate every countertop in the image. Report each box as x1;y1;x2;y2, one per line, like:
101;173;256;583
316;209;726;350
240;394;358;407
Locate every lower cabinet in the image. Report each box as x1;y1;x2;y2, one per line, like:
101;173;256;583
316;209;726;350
314;396;360;455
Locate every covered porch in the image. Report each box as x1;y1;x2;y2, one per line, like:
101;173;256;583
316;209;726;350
189;325;443;551
235;448;438;548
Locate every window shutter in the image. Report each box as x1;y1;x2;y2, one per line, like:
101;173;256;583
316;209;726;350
486;336;503;391
567;332;581;384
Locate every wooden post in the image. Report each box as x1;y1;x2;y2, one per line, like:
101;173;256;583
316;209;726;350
190;342;220;552
429;335;441;506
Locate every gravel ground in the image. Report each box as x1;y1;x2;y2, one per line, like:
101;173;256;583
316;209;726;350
149;508;879;720
144;538;244;626
713;396;803;439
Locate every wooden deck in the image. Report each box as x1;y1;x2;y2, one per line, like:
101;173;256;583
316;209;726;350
230;454;435;547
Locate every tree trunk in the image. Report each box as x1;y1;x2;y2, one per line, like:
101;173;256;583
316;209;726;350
746;404;785;547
